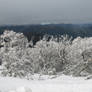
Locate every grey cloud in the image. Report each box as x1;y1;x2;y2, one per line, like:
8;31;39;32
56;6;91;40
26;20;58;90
0;0;92;25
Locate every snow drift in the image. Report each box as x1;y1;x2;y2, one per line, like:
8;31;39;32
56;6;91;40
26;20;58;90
0;75;92;92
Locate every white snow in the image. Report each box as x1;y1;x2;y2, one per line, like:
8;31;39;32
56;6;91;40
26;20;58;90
8;87;32;92
0;75;92;92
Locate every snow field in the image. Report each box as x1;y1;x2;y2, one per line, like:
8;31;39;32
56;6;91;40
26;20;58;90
0;75;92;92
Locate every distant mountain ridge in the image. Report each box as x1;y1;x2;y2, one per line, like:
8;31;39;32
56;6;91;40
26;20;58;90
0;24;92;42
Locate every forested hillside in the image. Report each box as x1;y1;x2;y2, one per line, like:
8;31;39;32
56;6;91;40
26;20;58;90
0;24;92;44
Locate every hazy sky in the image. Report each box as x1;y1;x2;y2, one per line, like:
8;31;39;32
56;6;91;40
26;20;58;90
0;0;92;25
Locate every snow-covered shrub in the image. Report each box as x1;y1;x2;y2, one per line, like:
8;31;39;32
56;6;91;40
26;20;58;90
63;37;92;76
2;49;33;78
33;35;72;74
1;31;72;77
1;30;92;78
0;30;33;78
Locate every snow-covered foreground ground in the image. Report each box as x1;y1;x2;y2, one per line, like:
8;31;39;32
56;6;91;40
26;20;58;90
0;75;92;92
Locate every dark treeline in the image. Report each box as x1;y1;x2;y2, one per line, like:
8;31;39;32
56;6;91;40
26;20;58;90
0;24;92;44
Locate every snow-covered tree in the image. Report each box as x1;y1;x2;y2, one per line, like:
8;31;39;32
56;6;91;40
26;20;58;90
1;30;92;78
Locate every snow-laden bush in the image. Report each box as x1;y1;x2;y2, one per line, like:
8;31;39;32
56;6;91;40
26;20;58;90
34;35;72;74
63;37;92;76
0;30;72;78
1;30;92;78
0;30;33;78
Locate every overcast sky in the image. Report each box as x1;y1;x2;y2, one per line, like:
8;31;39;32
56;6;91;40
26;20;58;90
0;0;92;25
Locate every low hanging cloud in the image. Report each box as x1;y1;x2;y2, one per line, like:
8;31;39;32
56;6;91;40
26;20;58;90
0;0;92;25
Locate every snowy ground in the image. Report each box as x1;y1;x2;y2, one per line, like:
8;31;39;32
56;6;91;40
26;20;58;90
0;75;92;92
